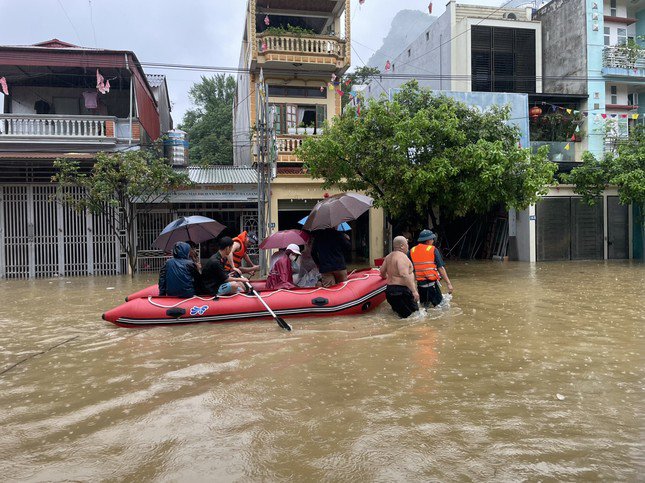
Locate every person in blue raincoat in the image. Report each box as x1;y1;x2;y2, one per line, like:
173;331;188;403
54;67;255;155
158;241;201;298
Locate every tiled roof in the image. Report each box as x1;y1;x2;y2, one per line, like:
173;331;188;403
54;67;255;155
182;166;258;185
146;74;166;88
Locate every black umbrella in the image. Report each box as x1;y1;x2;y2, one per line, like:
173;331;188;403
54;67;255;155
302;193;373;231
152;216;226;253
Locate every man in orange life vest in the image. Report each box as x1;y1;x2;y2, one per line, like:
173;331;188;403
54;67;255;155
225;231;260;276
410;229;453;308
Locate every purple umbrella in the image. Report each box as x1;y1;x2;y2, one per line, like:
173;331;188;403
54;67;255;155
152;215;226;253
302;193;373;231
259;229;310;249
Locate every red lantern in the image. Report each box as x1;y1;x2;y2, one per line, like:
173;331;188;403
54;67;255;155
529;106;542;119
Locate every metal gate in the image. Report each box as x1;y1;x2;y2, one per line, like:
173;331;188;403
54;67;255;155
537;197;604;261
607;196;629;259
0;184;121;278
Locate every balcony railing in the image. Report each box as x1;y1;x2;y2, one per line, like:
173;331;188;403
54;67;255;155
258;34;346;58
276;135;304;154
0;114;116;140
602;46;645;70
531;141;576;162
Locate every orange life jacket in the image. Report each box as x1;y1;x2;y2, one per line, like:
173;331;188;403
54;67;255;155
225;232;247;270
410;244;439;282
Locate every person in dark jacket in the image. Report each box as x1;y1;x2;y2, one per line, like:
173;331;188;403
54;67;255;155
158;241;201;298
311;228;351;287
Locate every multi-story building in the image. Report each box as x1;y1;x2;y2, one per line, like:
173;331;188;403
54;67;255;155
233;0;384;265
535;0;643;261
0;39;169;278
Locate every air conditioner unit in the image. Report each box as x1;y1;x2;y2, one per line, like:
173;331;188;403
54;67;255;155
503;12;518;20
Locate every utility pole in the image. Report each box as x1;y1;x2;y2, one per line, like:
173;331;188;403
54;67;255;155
255;69;274;276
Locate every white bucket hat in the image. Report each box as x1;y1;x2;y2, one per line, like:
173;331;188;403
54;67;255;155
286;243;301;256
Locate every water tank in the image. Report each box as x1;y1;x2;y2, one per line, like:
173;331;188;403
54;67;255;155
164;129;189;167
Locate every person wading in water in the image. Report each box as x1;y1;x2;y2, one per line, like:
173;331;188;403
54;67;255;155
409;229;453;308
379;236;420;318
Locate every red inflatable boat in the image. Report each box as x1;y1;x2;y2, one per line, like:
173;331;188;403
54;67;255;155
103;268;386;328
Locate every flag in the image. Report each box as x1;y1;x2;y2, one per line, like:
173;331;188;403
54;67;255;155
336;89;343;96
632;114;640;120
345;79;351;86
571;134;576;141
566;109;572;114
320;86;325;92
573;110;579;114
564;143;570;150
601;113;607;119
583;111;588;117
575;125;580;132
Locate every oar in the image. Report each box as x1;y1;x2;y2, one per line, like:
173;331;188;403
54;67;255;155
246;282;292;331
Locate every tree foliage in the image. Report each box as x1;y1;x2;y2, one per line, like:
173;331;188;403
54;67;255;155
340;66;380;108
563;125;645;207
180;74;236;166
298;81;557;230
52;149;190;275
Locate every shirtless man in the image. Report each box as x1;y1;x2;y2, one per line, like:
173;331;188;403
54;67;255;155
379;236;420;318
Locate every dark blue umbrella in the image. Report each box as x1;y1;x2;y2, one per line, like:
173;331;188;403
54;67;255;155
152;216;226;253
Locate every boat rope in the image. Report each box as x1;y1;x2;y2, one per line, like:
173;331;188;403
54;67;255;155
144;269;382;307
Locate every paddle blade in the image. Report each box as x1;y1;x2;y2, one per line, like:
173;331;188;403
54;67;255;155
276;316;292;331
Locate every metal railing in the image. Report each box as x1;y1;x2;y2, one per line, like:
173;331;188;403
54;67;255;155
258;34;346;58
0;114;116;138
602;46;645;70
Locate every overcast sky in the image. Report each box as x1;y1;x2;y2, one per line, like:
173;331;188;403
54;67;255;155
0;0;500;122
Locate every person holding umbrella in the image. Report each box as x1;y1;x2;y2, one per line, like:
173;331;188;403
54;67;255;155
158;241;202;298
311;228;351;287
266;244;301;290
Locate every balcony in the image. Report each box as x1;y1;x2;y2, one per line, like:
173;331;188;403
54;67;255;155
602;46;645;79
531;141;576;163
276;134;304;160
256;33;347;71
0;115;140;149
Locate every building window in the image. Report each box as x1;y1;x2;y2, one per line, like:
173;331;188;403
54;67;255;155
610;0;616;16
270;103;327;133
604;27;610;46
627;92;637;106
471;25;536;93
617;28;627;45
610;85;617;105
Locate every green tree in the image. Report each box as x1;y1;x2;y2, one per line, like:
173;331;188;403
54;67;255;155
563;125;645;207
180;74;236;166
298;81;556;235
340;66;380;108
53;150;190;275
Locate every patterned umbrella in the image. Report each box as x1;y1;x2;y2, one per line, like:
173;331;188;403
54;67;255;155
259;229;310;249
152;216;226;252
302;193;373;231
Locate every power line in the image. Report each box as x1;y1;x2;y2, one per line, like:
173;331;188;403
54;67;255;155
88;0;98;48
56;0;83;45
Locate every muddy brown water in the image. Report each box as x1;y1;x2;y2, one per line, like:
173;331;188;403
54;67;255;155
0;261;643;481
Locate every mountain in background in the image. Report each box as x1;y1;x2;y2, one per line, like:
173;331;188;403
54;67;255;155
366;10;437;70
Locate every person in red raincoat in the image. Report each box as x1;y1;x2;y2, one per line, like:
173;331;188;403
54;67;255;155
266;244;301;290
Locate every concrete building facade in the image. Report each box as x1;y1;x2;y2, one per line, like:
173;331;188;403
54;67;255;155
233;0;384;264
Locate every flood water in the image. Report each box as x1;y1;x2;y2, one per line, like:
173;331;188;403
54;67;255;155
0;261;643;481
